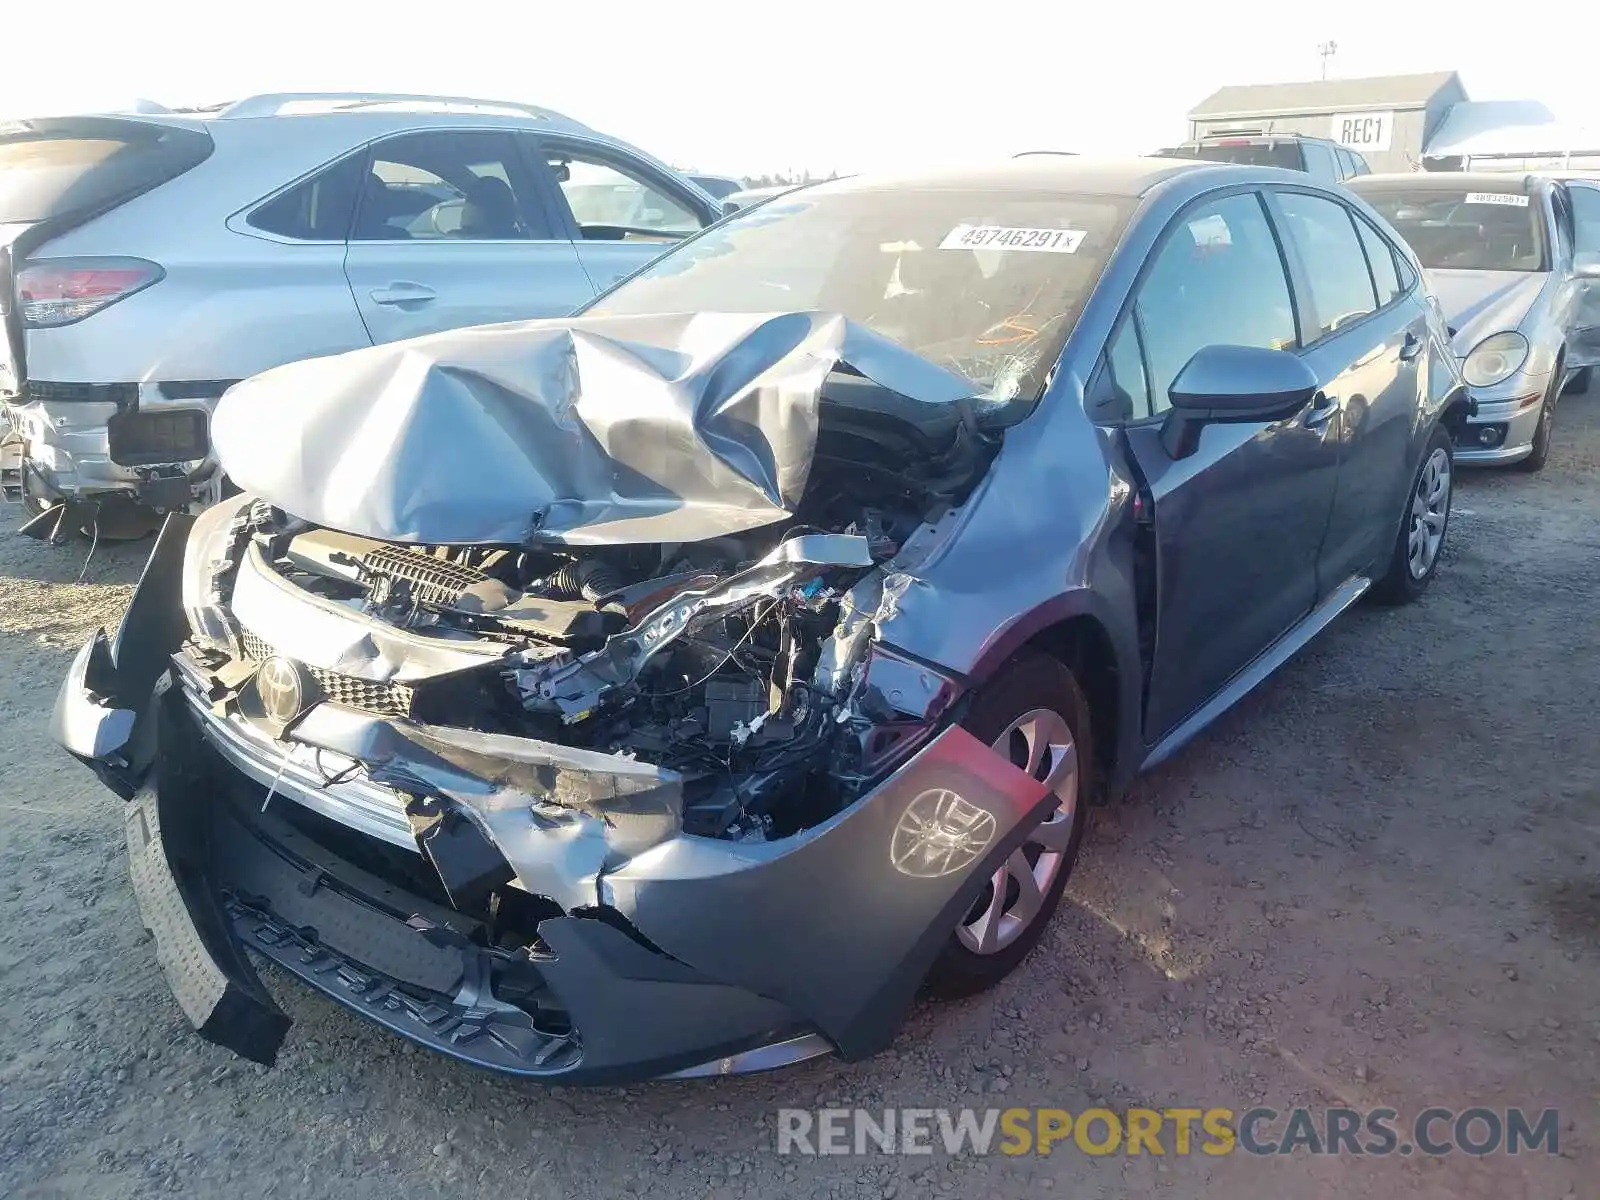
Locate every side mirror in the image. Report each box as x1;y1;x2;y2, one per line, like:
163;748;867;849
1161;344;1320;459
1574;252;1600;280
721;199;743;218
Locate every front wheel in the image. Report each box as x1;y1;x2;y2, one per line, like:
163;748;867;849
925;652;1091;998
1370;425;1453;606
1514;376;1559;473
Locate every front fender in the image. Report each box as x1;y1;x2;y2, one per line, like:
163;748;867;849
599;724;1053;1060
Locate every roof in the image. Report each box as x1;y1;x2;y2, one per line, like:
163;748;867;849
833;156;1208;198
1349;171;1540;193
1190;72;1464;119
65;92;593;135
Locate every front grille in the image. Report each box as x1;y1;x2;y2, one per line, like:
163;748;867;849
239;627;414;719
308;667;414;719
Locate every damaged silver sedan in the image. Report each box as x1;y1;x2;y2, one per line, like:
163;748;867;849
55;158;1467;1082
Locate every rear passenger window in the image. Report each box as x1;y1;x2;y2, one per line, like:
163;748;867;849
1301;142;1337;181
1275;191;1378;339
1394;250;1417;291
1134;192;1299;413
1354;216;1402;305
247;153;364;240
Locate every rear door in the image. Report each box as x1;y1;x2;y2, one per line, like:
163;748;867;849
341;129;595;344
1567;180;1600;368
1299;141;1339;183
1269;187;1425;587
1114;189;1340;740
525;135;717;294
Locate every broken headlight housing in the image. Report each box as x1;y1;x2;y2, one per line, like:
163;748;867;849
181;492;253;649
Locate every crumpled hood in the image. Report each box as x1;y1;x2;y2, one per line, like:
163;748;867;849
1424;269;1549;357
212;310;976;546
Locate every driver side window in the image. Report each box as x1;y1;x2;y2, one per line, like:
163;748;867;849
353;131;548;241
1131;192;1299;413
1570;185;1600;255
541;147;705;238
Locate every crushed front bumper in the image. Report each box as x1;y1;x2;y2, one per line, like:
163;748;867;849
55;519;1054;1083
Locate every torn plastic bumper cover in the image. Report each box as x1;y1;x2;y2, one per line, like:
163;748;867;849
56;550;1053;1080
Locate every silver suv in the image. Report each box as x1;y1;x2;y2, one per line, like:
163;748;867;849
0;93;721;540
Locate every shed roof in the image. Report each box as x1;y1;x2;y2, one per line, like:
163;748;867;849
1190;72;1464;120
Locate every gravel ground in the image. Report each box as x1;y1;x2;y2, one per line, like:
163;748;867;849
2;400;1598;1200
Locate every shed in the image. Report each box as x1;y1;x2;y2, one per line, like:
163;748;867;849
1188;71;1468;173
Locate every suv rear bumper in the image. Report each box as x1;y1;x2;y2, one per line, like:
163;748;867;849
3;382;226;518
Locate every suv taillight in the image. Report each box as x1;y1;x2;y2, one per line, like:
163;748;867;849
16;257;164;328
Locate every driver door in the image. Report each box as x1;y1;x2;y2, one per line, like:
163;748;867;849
1110;190;1341;741
341;130;595;345
526;135;717;294
1567;181;1600;369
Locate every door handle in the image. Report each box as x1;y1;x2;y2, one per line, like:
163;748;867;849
1303;392;1339;427
1399;331;1423;361
369;282;437;306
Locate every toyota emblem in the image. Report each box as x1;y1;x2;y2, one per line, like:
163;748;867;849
890;788;997;878
256;656;310;726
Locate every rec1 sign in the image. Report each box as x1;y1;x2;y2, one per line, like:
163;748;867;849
1330;111;1394;152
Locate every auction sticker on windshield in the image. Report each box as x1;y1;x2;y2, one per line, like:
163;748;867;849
1464;192;1529;207
940;225;1086;252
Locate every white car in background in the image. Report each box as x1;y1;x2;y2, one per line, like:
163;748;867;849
0;93;722;540
1352;172;1600;471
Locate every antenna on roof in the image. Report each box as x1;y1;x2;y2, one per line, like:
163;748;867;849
1318;40;1338;80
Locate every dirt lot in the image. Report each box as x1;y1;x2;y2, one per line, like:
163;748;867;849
2;400;1597;1200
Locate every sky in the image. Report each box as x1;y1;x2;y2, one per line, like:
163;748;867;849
4;1;1599;176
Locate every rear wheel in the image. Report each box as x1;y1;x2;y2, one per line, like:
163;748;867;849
925;653;1091;998
19;477;161;542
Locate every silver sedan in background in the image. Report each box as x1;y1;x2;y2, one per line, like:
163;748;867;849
1353;172;1600;470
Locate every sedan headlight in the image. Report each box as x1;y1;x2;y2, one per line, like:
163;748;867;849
1462;331;1530;388
181;492;253;649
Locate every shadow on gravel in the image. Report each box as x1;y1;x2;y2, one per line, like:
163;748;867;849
0;507;151;587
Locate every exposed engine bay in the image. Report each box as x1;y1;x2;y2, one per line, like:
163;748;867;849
197;378;997;844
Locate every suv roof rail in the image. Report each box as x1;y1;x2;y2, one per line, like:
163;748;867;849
215;92;579;123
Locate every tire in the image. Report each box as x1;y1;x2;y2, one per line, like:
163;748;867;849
925;652;1092;998
1514;368;1561;473
1370;424;1453;606
1562;365;1590;396
20;479;161;542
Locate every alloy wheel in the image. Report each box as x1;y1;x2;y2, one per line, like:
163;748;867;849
955;707;1079;956
1407;447;1451;579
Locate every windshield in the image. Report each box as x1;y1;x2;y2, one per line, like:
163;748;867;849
1361;189;1548;272
586;184;1134;404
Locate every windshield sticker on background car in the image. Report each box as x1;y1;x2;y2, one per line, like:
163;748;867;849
939;225;1086;253
1464;192;1530;207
